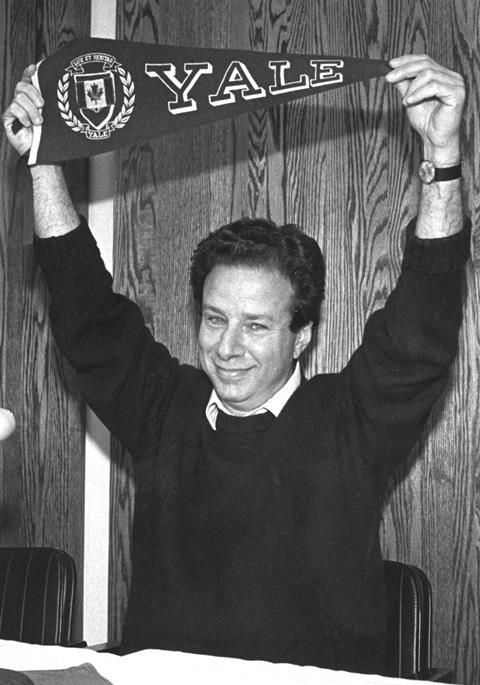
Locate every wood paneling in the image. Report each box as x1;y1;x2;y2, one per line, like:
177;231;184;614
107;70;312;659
0;0;90;640
111;1;480;682
110;0;246;642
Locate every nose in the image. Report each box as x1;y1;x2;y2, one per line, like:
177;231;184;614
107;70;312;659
216;324;244;359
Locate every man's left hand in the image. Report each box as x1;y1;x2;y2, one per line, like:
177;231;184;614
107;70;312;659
386;54;465;165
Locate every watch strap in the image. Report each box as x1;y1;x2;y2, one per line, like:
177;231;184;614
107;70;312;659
419;159;462;184
433;163;462;182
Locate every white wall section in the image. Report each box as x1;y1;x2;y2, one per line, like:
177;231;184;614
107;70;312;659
84;0;117;646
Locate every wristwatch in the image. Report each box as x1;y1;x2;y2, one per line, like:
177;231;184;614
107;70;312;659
418;160;462;184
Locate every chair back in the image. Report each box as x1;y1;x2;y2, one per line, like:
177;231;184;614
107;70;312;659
384;559;432;678
0;547;77;645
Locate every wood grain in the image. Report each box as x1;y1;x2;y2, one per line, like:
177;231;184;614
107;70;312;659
109;1;480;682
0;0;90;641
109;0;247;642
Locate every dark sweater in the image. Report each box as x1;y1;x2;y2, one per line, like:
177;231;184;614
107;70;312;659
34;218;469;674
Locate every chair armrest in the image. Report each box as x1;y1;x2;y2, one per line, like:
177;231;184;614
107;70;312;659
87;641;122;653
415;668;454;682
63;641;88;648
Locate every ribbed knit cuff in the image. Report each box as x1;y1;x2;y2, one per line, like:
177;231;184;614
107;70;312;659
402;217;471;273
33;215;100;269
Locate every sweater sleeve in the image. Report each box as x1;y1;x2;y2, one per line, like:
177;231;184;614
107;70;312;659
342;217;470;472
34;217;180;458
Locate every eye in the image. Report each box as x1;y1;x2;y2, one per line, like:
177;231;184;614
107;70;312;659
204;314;226;327
247;322;268;332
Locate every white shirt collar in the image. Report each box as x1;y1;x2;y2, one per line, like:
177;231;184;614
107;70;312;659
205;362;302;430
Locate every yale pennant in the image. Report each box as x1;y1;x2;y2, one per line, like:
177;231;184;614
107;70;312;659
25;38;390;164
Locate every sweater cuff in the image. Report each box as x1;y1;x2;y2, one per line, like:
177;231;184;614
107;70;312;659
34;216;100;270
402;217;471;273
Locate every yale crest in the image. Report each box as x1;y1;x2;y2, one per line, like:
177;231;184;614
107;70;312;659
57;52;135;140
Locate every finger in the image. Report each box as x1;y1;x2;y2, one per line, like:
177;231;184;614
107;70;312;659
386;60;465;109
2;98;42;130
2;101;33;130
2;101;36;130
388;54;447;74
12;92;43;125
403;78;465;108
15;81;44;109
389;54;433;68
399;67;465;103
21;64;37;83
390;79;409;101
386;60;456;86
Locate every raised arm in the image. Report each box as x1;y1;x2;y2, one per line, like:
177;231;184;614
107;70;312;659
2;65;182;457
344;56;469;474
1;64;78;237
386;54;465;238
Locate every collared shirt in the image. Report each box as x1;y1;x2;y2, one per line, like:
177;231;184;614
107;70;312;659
205;363;301;430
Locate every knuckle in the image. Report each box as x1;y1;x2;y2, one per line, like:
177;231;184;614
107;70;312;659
14;92;26;107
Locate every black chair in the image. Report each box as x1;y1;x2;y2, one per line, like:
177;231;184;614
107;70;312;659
0;547;77;645
384;559;453;682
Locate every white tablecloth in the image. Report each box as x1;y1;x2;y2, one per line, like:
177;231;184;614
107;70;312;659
0;640;453;685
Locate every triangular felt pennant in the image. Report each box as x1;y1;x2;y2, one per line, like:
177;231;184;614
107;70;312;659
25;37;390;164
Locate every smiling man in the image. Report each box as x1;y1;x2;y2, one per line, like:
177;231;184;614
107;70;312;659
200;264;305;413
193;219;317;420
1;55;470;675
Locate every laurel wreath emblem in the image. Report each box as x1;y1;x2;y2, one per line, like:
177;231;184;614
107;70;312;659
57;65;135;135
111;67;135;128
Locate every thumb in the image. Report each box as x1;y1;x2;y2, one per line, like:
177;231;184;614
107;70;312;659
21;63;37;83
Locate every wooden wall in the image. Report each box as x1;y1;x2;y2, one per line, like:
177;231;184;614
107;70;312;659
111;1;480;684
0;0;90;639
1;0;480;682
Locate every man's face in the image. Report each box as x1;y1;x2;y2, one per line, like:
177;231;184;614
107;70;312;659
198;264;312;415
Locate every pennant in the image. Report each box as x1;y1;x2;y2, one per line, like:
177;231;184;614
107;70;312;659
23;38;390;164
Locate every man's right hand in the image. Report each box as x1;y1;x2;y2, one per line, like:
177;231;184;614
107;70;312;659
2;64;79;237
2;64;44;157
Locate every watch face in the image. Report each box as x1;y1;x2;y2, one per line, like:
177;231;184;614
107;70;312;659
419;160;435;184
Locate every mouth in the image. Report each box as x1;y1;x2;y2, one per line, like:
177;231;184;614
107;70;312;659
214;365;252;381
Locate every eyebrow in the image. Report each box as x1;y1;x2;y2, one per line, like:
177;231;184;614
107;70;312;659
202;304;275;322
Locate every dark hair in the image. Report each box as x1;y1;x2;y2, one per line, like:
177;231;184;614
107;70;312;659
190;217;325;332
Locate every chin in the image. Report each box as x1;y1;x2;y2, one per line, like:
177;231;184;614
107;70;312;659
215;385;247;404
214;382;252;409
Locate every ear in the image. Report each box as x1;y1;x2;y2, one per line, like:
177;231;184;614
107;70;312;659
293;322;313;359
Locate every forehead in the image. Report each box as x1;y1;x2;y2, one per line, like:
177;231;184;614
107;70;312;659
202;264;294;315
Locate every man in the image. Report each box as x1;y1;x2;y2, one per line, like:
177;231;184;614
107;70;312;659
2;55;469;674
